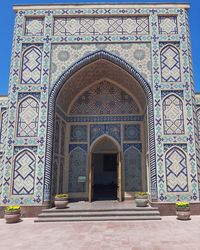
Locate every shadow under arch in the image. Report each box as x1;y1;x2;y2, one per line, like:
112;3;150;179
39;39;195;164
44;50;157;203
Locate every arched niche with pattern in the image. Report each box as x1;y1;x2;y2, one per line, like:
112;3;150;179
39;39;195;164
21;46;42;84
165;146;188;192
68;146;87;193
162;94;184;135
12;149;36;195
0;110;7;144
54;118;60;154
124;146;142;192
60;123;65;155
69;80;140;115
44;50;157;202
17;96;39;137
160;44;181;82
52;157;58;195
59;158;64;193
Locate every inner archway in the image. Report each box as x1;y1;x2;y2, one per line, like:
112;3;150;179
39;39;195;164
44;51;156;204
91;137;119;201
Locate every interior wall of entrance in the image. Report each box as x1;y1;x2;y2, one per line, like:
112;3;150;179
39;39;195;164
51;59;149;201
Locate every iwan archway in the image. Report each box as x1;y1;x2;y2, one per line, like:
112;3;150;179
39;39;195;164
44;51;157;204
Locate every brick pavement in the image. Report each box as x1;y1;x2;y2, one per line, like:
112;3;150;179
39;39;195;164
1;216;200;250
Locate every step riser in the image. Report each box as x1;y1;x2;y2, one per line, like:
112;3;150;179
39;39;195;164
35;204;161;222
42;208;158;213
38;213;160;218
35;217;161;222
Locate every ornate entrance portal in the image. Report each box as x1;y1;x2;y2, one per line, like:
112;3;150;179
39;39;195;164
49;53;152;203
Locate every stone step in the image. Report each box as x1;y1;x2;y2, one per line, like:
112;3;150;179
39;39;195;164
38;210;160;218
35;215;161;222
42;207;158;213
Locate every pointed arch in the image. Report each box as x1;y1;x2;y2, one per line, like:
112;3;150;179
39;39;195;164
12;149;36;195
44;50;157;202
90;134;120;154
17;96;39;137
21;46;42;84
160;44;181;82
124;145;142;192
165;146;188;192
68;146;87;193
162;94;184;135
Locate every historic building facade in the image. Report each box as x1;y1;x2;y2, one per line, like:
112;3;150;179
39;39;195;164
0;3;200;214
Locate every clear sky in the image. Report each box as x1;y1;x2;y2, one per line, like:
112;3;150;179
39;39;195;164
0;0;199;95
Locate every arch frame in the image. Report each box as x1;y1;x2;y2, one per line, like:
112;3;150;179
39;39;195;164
12;148;36;196
44;50;157;203
164;146;188;193
162;93;185;135
160;43;181;83
21;45;43;85
16;95;40;138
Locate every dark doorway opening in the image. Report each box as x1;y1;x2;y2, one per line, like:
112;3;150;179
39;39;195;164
93;153;117;200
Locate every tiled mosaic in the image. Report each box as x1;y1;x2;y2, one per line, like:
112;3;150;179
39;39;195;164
50;43;152;85
158;16;178;35
0;4;199;206
53;16;149;36
70;80;139;115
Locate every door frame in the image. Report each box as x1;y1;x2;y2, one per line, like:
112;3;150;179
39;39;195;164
88;135;123;202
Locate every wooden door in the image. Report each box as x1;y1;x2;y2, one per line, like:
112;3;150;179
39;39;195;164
88;153;94;202
117;152;123;202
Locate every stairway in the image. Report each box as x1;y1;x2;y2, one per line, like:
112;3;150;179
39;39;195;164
35;201;161;222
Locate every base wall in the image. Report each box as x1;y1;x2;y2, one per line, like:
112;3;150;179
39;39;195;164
1;202;200;218
150;202;200;216
0;206;47;218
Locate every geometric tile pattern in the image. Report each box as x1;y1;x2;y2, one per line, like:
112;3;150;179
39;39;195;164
70;81;139;115
25;17;44;36
124;124;140;141
21;46;42;84
12;150;36;195
124;146;142;192
17;97;39;137
0;111;7;144
160;44;181;82
165;147;188;192
68;146;87;193
50;43;151;85
158;16;178;34
70;125;87;142
163;94;184;135
53;16;149;36
90;124;121;144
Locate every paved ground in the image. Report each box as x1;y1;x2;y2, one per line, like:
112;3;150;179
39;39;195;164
1;216;200;250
